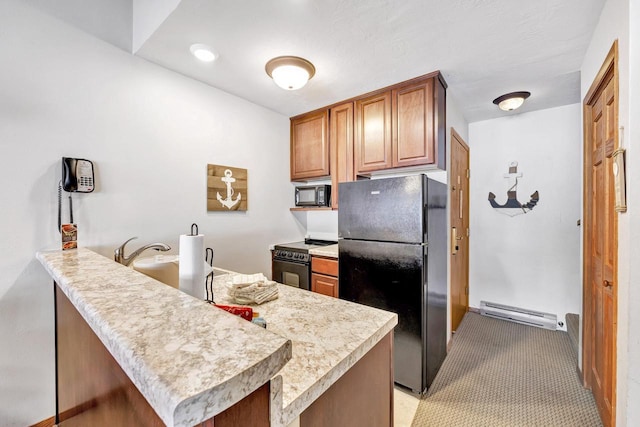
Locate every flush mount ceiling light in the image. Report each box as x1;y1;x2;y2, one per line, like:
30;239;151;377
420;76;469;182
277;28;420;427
265;56;316;90
190;44;218;62
492;91;531;111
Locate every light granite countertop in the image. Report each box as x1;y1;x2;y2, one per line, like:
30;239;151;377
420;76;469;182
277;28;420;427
212;270;397;426
37;248;397;427
308;243;338;259
36;249;292;427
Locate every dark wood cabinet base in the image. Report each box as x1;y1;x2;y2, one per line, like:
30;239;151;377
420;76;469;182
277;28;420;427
29;416;56;427
300;332;394;427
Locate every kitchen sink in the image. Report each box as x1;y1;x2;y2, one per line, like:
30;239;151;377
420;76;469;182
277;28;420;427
133;255;218;288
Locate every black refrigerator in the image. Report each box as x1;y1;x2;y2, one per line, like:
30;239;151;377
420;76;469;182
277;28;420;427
338;175;447;394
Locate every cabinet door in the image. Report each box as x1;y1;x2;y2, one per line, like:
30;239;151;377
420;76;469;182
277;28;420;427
291;110;329;181
355;92;392;173
311;273;339;298
330;102;354;209
392;78;435;168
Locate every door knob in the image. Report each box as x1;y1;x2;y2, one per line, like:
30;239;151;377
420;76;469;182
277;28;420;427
603;280;613;288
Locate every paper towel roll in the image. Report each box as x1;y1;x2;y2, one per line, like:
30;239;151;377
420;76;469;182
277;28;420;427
179;234;205;300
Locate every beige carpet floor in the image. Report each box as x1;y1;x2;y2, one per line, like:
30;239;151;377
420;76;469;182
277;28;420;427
411;312;602;427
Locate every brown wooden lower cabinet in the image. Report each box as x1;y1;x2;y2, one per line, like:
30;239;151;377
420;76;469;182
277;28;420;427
300;332;394;427
54;283;270;427
311;273;339;298
311;256;339;298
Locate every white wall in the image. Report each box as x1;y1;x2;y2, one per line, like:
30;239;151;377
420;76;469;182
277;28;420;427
579;0;633;424
0;2;304;425
624;1;640;424
25;0;133;52
468;104;582;328
306;211;339;240
447;90;469;143
133;0;181;53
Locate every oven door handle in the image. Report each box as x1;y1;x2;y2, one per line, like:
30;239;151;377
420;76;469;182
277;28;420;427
273;258;306;265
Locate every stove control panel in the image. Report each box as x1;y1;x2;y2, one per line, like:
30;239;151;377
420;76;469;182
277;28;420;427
273;249;310;263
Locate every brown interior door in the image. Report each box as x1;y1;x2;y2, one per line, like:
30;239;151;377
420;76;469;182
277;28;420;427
450;129;469;333
583;41;618;427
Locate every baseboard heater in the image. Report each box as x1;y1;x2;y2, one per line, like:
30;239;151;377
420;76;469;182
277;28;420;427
480;301;557;330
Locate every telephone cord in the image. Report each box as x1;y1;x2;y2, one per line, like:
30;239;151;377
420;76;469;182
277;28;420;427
57;181;62;233
69;193;73;224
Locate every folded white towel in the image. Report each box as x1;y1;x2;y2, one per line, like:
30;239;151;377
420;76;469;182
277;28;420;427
230;273;268;286
227;273;279;305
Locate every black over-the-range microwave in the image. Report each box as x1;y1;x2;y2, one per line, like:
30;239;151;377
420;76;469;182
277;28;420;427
295;184;331;207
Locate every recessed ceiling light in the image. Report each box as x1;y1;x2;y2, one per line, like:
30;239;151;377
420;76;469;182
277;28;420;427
265;56;316;90
492;91;531;111
190;44;218;62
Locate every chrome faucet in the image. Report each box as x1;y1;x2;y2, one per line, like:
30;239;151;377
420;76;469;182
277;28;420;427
114;237;171;266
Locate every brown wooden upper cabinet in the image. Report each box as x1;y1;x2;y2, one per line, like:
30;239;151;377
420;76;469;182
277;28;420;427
354;92;393;173
330;102;355;209
393;78;437;168
290;71;446;193
355;74;446;174
290;110;330;181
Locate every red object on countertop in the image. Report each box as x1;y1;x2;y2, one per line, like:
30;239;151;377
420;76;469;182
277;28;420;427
213;304;253;321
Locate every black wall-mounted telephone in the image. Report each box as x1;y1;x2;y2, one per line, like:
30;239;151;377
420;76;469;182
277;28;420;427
58;157;95;233
62;157;95;193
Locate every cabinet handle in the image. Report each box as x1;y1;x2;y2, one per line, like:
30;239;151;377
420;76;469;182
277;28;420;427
603;280;613;288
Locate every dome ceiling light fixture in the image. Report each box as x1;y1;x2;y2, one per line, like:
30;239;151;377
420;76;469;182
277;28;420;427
190;44;218;62
265;56;316;90
492;91;531;111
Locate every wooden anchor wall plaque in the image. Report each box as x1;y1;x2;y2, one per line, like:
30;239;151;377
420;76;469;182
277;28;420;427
207;164;247;211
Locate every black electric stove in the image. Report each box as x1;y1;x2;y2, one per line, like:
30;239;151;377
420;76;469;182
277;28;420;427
272;238;337;290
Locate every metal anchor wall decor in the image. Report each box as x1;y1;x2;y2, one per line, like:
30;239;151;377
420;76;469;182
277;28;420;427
488;161;539;217
207;164;247;211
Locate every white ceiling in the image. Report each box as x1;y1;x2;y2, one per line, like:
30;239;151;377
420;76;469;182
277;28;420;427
31;0;607;122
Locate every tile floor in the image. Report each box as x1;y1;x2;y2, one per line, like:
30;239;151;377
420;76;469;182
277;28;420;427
394;386;421;426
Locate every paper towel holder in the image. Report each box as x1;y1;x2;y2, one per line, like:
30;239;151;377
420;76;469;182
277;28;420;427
190;223;199;236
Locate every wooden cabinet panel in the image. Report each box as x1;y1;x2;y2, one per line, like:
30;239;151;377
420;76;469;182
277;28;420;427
330;102;354;209
291;110;329;181
433;75;447;170
312;257;339;276
300;332;393;427
355;92;392;173
392;79;434;167
311;273;339;298
311;256;339;298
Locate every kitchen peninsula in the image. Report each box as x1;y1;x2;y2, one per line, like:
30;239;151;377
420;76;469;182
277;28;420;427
37;249;397;426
